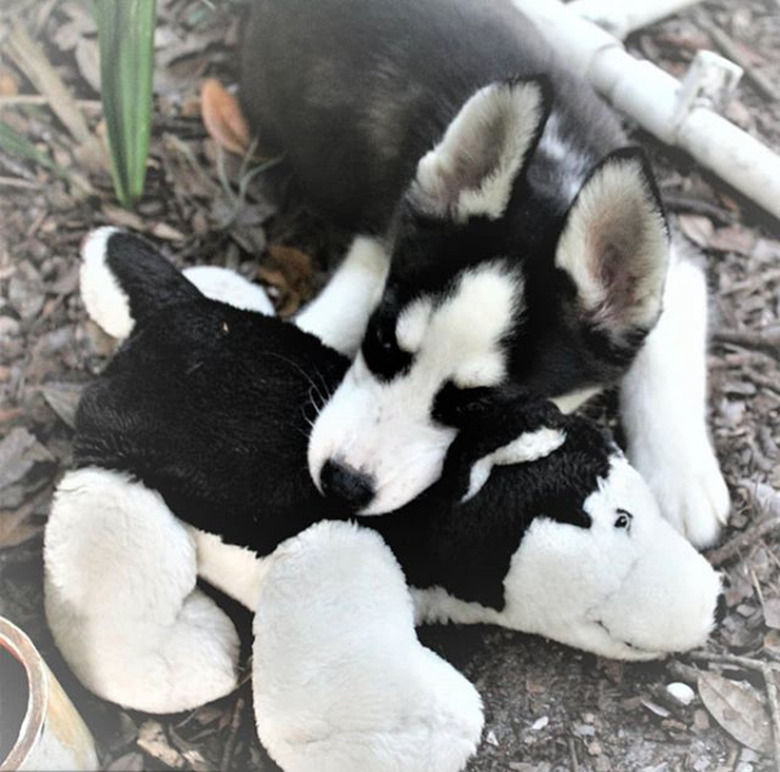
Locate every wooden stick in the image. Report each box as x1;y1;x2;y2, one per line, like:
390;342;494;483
707;516;780;566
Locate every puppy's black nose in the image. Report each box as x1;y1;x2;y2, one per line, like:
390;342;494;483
713;592;728;626
320;460;375;511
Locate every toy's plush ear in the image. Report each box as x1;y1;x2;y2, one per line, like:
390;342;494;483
81;227;201;339
440;399;567;502
408;77;551;222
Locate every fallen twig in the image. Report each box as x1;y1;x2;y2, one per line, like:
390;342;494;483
707;515;780;566
219;697;245;772
715;326;780;357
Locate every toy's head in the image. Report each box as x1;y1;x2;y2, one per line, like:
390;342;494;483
396;410;723;661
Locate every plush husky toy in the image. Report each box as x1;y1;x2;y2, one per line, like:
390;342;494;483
45;229;723;772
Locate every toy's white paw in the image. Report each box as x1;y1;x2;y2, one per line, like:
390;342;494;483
47;585;240;715
146;589;241;712
253;521;483;772
630;437;730;549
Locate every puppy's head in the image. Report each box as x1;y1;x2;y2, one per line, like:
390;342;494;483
309;78;669;515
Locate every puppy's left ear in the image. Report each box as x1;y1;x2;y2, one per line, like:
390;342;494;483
556;148;669;350
409;77;551;222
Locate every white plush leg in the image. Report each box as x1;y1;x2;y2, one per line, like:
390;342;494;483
44;468;240;713
253;521;483;772
294;236;389;356
183;265;276;315
620;246;730;548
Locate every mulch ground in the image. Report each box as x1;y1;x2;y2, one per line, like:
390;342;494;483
1;0;779;770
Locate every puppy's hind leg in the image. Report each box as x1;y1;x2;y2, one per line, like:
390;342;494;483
620;244;730;548
253;521;483;772
44;468;239;713
294;236;389;356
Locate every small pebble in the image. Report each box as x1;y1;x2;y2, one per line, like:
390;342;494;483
666;682;695;706
531;716;548;731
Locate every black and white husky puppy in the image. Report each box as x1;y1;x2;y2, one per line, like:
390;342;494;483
240;0;729;546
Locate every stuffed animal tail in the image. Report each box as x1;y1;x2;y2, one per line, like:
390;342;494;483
80;227;201;339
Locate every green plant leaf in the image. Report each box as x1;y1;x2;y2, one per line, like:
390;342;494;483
0;120;67;177
94;0;156;208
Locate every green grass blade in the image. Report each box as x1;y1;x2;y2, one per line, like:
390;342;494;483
0;119;68;177
95;0;156;208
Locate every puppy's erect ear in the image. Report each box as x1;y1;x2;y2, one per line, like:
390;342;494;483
555;149;669;348
408;77;551;222
81;227;201;339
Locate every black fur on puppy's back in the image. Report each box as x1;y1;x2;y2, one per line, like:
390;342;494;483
75;300;349;554
240;0;625;232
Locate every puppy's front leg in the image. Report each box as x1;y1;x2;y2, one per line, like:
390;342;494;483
253;521;483;772
294;236;389;356
620;244;730;548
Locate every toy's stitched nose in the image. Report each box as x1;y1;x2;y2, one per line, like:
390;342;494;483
713;592;727;626
320;459;375;511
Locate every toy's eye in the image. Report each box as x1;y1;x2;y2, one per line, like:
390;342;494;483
614;509;633;530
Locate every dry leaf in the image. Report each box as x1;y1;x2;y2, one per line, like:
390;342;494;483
0;488;49;550
763;598;780;630
41;383;83;430
678;214;715;248
697;671;773;754
257;245;317;317
75;37;101;94
201;78;251;156
708;225;756;255
0;428;37;491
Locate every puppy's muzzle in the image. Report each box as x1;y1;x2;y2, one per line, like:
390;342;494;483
320;459;376;512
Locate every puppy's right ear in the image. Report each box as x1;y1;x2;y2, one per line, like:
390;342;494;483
81;228;200;339
408;77;551;223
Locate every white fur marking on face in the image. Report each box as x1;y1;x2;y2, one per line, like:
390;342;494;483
555;156;668;331
411;80;545;222
307;262;524;514
463;427;567;502
183;266;275;316
80;227;134;339
396;297;433;354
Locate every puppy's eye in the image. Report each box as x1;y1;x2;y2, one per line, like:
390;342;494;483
614;509;633;530
375;325;396;351
433;382;496;427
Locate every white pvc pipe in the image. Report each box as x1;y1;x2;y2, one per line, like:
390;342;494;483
512;0;780;222
568;0;705;38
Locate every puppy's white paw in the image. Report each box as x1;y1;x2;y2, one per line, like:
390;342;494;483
630;438;730;549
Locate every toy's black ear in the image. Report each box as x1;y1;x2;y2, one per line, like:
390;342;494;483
80;227;201;339
439;398;567;502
